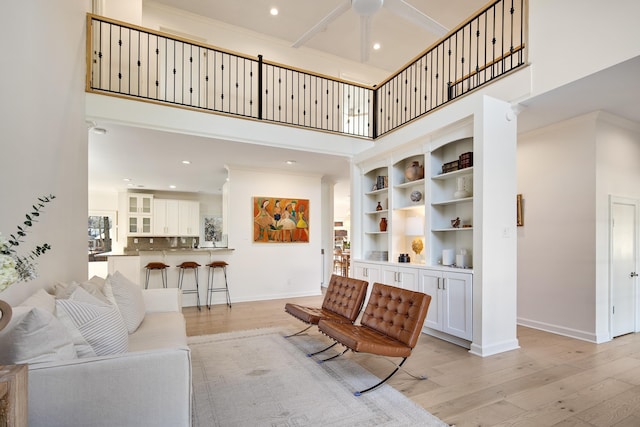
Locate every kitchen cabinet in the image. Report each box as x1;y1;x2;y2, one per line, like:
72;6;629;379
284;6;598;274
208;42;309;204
127;194;153;235
420;268;472;341
178;200;200;236
153;199;180;236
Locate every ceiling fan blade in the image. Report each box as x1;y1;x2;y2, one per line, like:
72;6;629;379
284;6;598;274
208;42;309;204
292;0;351;48
383;0;448;36
360;14;372;63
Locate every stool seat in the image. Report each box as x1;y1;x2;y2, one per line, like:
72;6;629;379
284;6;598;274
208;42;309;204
144;262;169;289
177;261;200;269
177;261;201;310
206;261;231;309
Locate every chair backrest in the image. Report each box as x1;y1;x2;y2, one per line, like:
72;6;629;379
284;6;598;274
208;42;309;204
361;282;431;349
322;274;369;322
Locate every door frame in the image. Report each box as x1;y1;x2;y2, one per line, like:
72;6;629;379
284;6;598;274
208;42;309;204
609;195;640;338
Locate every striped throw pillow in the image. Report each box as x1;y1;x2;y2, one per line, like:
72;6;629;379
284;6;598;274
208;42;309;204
56;288;128;357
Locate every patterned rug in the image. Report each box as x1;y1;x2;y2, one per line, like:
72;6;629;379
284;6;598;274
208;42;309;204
189;328;448;426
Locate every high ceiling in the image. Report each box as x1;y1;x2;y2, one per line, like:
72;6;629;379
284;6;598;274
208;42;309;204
90;1;640;216
146;0;489;72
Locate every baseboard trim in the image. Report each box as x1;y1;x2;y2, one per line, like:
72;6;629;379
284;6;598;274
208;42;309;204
421;327;471;349
469;339;520;357
517;317;602;343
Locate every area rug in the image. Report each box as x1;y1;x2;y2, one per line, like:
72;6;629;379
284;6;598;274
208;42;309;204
188;328;448;426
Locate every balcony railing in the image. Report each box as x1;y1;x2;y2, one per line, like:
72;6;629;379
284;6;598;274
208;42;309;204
87;0;526;140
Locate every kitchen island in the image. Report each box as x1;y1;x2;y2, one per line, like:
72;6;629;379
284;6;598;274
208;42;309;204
106;248;235;308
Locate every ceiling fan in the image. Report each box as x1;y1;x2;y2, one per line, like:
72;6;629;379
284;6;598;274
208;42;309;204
292;0;449;63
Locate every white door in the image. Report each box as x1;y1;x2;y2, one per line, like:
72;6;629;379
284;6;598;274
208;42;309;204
611;198;638;338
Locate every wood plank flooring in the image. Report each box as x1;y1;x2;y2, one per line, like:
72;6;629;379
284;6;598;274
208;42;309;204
184;296;640;426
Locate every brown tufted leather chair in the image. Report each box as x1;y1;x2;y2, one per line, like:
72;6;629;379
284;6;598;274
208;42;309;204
284;274;368;355
318;282;431;395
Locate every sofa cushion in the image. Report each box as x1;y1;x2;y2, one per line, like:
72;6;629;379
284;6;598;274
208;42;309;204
106;271;146;334
0;305;77;364
128;312;187;352
56;287;128;357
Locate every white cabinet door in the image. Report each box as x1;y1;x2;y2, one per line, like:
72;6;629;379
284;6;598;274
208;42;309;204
380;264;419;291
420;268;472;341
154;199;179;236
442;271;473;340
420;269;443;332
178;201;200;236
128;194;153;214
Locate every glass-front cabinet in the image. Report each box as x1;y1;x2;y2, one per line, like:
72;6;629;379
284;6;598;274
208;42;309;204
127;194;153;235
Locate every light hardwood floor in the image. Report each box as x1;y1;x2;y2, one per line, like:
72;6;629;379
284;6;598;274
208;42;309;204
184;296;640;427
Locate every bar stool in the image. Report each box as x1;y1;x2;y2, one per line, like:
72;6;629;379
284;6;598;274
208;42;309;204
144;262;169;289
177;261;201;310
206;261;231;309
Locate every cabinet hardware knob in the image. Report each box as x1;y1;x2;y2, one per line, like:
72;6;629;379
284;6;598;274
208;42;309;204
632;272;639;278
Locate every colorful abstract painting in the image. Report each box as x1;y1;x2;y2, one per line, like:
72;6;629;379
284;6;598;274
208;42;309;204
253;197;309;243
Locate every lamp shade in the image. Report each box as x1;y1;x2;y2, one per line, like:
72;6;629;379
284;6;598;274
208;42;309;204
405;216;423;236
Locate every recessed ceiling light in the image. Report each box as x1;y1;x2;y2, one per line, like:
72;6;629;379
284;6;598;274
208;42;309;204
123;178;131;182
127;183;134;187
270;7;278;16
182;160;191;165
285;160;296;165
373;43;381;50
169;185;177;189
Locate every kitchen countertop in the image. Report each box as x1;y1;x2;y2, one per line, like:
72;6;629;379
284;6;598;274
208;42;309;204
103;248;235;256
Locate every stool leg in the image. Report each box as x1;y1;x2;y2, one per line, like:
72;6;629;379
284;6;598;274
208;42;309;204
145;269;150;290
162;269;167;288
194;268;201;310
223;266;231;308
207;266;213;309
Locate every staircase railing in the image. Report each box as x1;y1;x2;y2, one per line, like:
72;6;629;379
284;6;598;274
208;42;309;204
86;0;526;140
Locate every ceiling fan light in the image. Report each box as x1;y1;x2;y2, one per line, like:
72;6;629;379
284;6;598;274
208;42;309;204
352;0;383;16
373;43;381;50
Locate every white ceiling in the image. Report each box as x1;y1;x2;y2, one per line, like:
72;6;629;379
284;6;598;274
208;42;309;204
146;0;489;72
89;1;640;218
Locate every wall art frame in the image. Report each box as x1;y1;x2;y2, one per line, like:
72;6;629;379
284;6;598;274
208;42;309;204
253;196;309;243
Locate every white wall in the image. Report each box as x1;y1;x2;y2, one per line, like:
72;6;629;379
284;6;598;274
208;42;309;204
518;113;640;342
594;114;640;339
0;1;90;305
528;0;640;97
226;167;323;302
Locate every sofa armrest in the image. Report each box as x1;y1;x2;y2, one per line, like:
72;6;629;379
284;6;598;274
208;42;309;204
28;347;191;427
142;288;182;313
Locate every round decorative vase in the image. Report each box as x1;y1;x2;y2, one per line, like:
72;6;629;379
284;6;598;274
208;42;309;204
376;201;383;211
405;161;424;182
410;190;422;202
379;217;388;232
0;300;12;332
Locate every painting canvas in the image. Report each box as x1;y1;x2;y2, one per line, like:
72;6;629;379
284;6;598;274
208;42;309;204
253;197;309;243
203;216;223;242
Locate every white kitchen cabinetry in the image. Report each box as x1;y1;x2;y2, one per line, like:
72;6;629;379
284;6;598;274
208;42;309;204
153;199;180;236
380;264;420;291
127;194;153;235
420;268;472;342
178;200;200;236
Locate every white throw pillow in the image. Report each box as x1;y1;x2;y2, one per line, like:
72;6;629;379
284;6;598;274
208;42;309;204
0;306;77;364
56;287;128;357
106;271;146;334
19;288;56;313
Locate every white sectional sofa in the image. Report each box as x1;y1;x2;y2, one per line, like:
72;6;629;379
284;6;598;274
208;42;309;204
0;274;192;427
